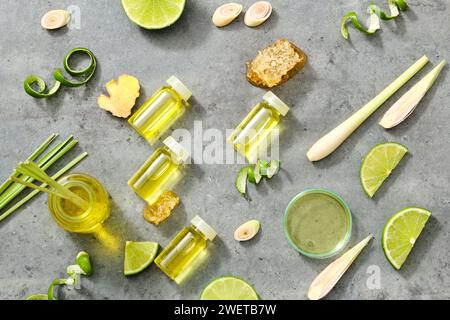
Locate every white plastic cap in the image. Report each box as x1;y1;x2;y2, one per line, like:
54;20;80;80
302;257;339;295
166;76;192;101
191;215;217;241
263;91;289;116
163;136;190;163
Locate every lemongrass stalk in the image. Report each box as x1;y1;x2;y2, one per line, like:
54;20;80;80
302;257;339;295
11;177;70;199
15;162;89;210
0;133;58;196
379;59;446;128
0;137;77;210
0;152;87;222
308;235;373;300
307;55;429;162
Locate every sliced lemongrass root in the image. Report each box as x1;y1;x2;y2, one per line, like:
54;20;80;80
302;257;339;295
306;55;429;162
308;235;373;300
380;60;446;129
41;9;71;30
234;220;260;241
341;1;408;39
212;3;243;27
0;152;87;223
244;1;272;27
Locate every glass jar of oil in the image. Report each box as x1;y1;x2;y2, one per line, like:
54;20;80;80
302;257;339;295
128;136;189;205
48;173;110;233
128;76;192;145
155;215;216;283
227;91;289;162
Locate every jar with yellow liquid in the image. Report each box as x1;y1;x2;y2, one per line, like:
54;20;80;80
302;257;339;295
48;173;110;233
155;215;216;282
128;76;192;145
227;91;289;162
128;136;190;205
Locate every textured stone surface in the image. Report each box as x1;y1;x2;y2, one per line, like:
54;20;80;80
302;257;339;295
0;0;449;300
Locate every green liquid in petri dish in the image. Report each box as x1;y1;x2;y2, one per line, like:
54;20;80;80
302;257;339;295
285;190;351;258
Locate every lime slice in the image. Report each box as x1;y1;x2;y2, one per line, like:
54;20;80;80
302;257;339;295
360;142;408;198
382;207;431;270
200;276;259;300
121;0;186;29
124;241;159;276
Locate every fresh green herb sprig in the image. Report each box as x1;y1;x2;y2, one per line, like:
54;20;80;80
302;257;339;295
0;134;88;223
24;48;96;98
235;160;280;195
26;251;93;300
341;0;408;40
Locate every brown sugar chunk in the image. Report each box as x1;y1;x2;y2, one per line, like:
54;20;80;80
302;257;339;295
246;39;307;88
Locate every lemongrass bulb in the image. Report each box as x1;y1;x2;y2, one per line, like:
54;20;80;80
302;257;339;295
41;9;70;30
244;1;272;27
212;3;243;27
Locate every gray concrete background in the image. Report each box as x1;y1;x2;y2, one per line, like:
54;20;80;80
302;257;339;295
0;0;449;300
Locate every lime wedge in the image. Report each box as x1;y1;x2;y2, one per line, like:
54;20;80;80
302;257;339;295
26;294;49;300
360;142;408;198
235;166;250;194
124;241;159;276
382;207;431;270
121;0;186;29
200;276;259;300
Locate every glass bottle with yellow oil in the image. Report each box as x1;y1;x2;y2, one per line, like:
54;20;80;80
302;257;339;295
128;76;192;145
155;215;216;283
227;91;289;162
128;136;189;205
48;173;110;233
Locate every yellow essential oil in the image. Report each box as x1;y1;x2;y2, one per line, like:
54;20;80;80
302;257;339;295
128;76;192;145
227;91;289;162
155;215;216;282
48;173;110;233
128;136;189;204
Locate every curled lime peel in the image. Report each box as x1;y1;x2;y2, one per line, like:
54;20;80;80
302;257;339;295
341;0;408;39
27;251;92;300
24;48;96;98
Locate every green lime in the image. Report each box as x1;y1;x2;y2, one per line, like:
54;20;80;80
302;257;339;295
235;166;249;194
26;294;49;300
360;142;408;198
382;207;431;270
121;0;186;29
124;241;159;276
200;276;259;300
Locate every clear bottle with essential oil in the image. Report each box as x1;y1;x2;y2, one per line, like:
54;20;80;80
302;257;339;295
128;136;189;205
128;76;192;145
227;91;289;162
155;215;216;282
48;173;110;233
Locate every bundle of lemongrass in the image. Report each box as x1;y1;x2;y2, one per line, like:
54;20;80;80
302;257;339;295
0;134;87;222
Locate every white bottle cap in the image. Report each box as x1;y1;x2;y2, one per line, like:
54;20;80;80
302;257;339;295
166;76;192;101
163;136;190;163
263;91;289;116
191;215;217;241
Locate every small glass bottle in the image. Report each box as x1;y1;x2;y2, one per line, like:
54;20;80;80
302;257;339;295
128;76;192;145
227;91;289;162
155;215;216;282
48;173;110;233
128;136;189;205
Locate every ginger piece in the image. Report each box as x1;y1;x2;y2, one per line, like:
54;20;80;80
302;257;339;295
246;39;307;88
143;191;180;225
97;74;140;118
